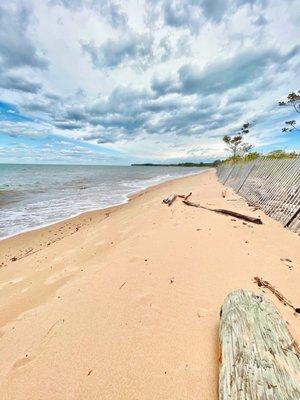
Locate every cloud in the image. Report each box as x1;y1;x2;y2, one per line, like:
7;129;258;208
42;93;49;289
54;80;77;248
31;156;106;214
20;100;52;113
1;0;300;163
0;71;42;93
4;38;299;151
161;0;228;33
148;0;269;34
237;0;268;7
63;105;87;121
49;0;84;9
82;32;153;69
82;132;119;144
0;3;48;70
0;119;51;138
163;1;203;33
253;15;268;26
179;51;270;95
200;0;229;23
98;0;128;29
152;46;300;96
82;32;187;71
176;34;192;56
151;74;179;96
44;92;62;101
50;0;128;29
54;121;84;130
158;36;173;62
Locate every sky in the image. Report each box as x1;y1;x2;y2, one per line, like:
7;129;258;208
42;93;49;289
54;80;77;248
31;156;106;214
0;0;300;165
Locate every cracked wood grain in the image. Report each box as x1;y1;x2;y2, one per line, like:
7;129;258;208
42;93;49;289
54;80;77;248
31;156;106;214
219;290;300;399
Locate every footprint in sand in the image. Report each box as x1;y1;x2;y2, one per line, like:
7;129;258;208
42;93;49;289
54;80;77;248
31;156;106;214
12;355;32;370
11;319;63;372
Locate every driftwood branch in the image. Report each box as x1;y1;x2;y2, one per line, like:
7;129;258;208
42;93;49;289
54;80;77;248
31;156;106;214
177;192;192;200
219;289;300;400
183;200;263;224
253;276;299;313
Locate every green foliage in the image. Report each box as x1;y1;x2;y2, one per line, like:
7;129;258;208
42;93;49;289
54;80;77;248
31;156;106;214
278;91;300;111
219;150;299;165
178;162;206;167
243;152;260;161
264;150;299;159
131;162;214;167
278;90;300;133
223;122;252;162
212;159;221;167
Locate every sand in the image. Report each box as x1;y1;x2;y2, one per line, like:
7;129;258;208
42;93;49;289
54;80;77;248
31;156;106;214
0;169;299;399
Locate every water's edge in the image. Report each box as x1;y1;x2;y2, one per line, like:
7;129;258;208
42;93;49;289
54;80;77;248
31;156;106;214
0;168;211;242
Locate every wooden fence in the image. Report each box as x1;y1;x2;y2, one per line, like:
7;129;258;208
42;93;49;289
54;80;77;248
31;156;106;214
217;158;300;233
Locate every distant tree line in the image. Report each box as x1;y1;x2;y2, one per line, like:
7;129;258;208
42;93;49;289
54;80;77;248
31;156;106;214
131;162;215;167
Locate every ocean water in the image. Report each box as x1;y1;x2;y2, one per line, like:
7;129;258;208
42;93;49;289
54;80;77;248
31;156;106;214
0;164;208;239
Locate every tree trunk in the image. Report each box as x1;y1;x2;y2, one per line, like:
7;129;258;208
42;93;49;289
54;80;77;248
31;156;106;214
219;289;300;400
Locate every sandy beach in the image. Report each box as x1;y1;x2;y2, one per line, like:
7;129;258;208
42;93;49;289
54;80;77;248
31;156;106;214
0;169;299;399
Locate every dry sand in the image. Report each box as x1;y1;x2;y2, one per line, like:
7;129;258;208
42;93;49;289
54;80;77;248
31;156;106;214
0;169;299;399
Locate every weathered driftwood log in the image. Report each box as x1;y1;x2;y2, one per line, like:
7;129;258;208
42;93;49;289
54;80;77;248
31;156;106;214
219;290;300;400
162;194;177;206
182;200;263;224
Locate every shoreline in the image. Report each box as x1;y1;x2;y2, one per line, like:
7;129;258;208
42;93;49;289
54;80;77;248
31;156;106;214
0;169;299;399
0;168;210;242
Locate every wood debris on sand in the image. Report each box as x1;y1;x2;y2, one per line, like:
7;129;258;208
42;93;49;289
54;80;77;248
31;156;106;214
183;200;263;224
254;276;300;313
162;192;192;206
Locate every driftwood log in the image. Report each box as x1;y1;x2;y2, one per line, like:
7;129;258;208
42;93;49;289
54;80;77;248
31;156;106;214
163;192;192;206
219;290;300;400
162;194;177;206
183;200;263;224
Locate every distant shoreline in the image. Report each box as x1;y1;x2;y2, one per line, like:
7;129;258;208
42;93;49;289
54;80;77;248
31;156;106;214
131;162;215;167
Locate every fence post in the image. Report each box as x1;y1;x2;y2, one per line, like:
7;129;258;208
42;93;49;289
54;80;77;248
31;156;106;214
285;207;300;228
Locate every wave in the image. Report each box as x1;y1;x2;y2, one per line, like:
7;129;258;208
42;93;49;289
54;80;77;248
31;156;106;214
0;166;208;240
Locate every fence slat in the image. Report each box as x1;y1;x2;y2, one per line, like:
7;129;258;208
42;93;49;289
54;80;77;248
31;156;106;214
217;157;300;233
